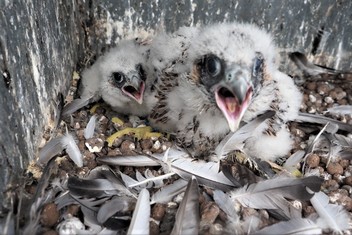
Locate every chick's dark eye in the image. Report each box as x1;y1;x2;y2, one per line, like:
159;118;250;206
206;56;221;77
111;72;125;84
253;53;264;77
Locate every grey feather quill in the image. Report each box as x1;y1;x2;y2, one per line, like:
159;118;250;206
171;176;200;235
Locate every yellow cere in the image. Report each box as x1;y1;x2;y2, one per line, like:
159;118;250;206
107;126;163;147
111;117;124;126
90;104;100;114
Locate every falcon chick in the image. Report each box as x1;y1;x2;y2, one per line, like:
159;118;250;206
148;23;302;160
62;39;150;117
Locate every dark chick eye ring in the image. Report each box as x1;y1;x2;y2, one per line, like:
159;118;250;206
136;64;146;81
252;52;264;77
206;55;221;77
111;72;125;84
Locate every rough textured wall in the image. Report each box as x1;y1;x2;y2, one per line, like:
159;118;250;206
0;0;351;209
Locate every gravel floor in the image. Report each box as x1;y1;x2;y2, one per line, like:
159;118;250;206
23;65;352;234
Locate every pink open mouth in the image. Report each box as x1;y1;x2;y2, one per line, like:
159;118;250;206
122;81;145;104
215;86;253;132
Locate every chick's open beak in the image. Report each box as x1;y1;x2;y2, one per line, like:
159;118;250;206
122;74;145;104
214;67;253;132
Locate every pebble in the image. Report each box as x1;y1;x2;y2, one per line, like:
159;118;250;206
344;176;352;186
308;94;317;103
151;140;161;152
150;220;160;235
324;96;334;104
201;202;220;224
152;203;166;221
85;138;104;153
322;179;339;191
316;83;330;95
302;205;315;217
306;82;317;91
40;203;59;227
339;159;350;169
306;154;320;168
327;162;344;175
120;140;136;155
140;139;153;150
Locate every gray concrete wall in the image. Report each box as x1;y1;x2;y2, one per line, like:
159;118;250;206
0;0;351;208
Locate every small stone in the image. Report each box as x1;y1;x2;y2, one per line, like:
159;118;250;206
242;207;259;219
140;139;153;150
337;98;348;105
306;82;317;91
330;89;346;100
339;159;350;169
150;221;160;235
332;174;344;184
302;205;315;217
152;203;166;221
151;140;161;152
74;122;80;129
308;94;317;103
201;202;220;224
324;96;334;104
120;140;136;155
85;138;104;153
76;129;85;139
307;106;316;114
345;176;352;186
306;154;320;168
66;204;80;216
40;203;59;227
317;83;330;95
107;148;122;156
322;179;339;191
327;162;344;175
329;190;352;211
111;137;123;148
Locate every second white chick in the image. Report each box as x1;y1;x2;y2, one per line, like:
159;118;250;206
62;39;150;117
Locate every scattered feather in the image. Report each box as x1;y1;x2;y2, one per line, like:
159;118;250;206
310;191;350;234
97;196;136;225
61;97;92;117
295;112;352;132
121;170;174;190
151;179;188;204
38;137;64;165
230;176;323;209
170;155;236;191
96;154;162;167
61;133;83;167
213;190;239;221
289;52;341;76
253;218;322;235
325;105;352;116
67;177;131;198
171;176;199;235
127;189;150;235
84;115;97;139
215;111;275;158
283;150;305;173
220;158;261;187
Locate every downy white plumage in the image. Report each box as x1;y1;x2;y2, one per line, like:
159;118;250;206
62;39;152;117
148;22;302;160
